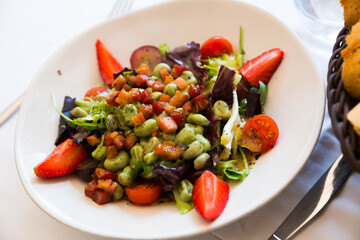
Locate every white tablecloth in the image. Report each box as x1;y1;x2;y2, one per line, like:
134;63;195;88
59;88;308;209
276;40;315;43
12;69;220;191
1;0;359;239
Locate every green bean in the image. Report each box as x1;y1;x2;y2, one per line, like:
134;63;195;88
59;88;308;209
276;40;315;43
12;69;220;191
174;127;196;145
186;113;210;127
112;185;124;201
117;166;133;186
121;104;138;127
193;153;210;169
151;91;162;101
130;143;144;168
213;100;231;120
71;107;88;118
104;151;129;171
105;114;118;131
163;83;177;97
144;137;160;154
143;151;159;164
194;134;211;152
134;119;158;137
153;63;171;78
182;140;203;160
184;123;204;135
178;179;193;202
180;70;198;85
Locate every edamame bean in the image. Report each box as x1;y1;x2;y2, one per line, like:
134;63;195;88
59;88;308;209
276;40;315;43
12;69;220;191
105;114;118;131
113;185;124;201
174;127;196;145
153;63;171;78
151;91;162;101
178;179;193;202
71;107;88;118
184;123;204;135
180;70;198;85
163;83;177;97
143;151;159;164
194;134;211;152
104;151;129;171
182;140;203;159
117;166;133;186
186;113;210;127
134;119;158;137
193;153;210;169
121;104;138;126
213;100;231;120
130;143;144;168
144;137;160;154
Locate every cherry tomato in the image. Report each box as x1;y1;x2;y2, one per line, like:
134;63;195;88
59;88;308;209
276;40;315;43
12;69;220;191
84;87;110;98
241;114;279;153
125;181;162;205
200;36;233;58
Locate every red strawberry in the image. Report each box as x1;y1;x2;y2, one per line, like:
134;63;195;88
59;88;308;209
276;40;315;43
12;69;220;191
34;139;89;178
96;39;124;86
239;48;284;88
192;170;229;221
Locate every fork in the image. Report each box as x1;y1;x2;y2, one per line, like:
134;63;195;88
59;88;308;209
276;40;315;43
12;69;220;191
0;0;134;127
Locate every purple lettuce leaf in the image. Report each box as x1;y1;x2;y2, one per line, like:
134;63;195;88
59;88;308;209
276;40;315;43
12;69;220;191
211;65;235;106
163;42;208;85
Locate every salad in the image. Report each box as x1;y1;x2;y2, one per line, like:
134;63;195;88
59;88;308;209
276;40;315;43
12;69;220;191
33;31;283;221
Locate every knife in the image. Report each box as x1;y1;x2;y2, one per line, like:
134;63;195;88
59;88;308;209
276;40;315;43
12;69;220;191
268;154;352;240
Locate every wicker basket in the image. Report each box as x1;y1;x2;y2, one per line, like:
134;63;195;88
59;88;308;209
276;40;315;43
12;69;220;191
327;27;360;172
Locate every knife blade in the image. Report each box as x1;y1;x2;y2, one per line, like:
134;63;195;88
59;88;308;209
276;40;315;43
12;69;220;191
268;154;352;240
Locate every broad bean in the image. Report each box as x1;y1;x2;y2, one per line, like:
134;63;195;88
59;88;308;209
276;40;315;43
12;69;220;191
134;119;158;137
194;134;211;152
121;104;138;126
184;123;204;135
174;127;196;145
144;137;160;154
178;179;193;202
151;91;162;101
104;151;129;171
71;107;88;118
113;185;124;201
105;114;118;131
130;143;144;168
143;151;159;164
193;153;210;169
186;113;210;127
182;140;203;159
75;99;91;112
153;63;171;78
163;83;177;97
213;100;231;120
153;111;167;121
117;166;133;186
161;132;176;141
181;70;198;85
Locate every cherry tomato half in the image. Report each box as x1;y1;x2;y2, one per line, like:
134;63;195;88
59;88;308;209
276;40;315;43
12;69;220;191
84;86;110;98
241;114;279;153
200;36;233;58
125;181;162;205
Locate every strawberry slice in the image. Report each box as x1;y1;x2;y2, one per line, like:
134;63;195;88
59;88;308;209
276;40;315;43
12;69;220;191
34;139;89;178
239;48;284;88
96;39;124;86
192;170;229;220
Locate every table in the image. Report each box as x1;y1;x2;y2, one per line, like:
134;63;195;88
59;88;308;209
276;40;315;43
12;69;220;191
1;0;359;239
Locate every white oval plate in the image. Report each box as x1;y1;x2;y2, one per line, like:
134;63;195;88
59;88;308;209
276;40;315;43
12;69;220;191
15;0;325;239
